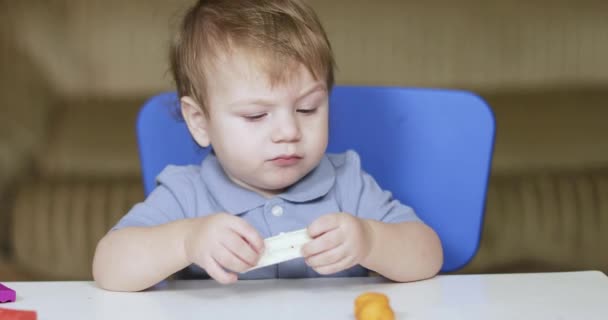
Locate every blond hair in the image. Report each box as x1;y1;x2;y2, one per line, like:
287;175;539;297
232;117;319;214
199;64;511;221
169;0;335;115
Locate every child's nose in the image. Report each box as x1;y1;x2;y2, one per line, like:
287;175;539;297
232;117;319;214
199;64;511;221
271;114;302;143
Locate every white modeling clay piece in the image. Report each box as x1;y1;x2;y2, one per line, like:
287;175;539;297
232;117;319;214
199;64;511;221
246;228;312;272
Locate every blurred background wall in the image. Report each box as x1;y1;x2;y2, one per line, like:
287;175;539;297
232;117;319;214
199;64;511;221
1;0;607;280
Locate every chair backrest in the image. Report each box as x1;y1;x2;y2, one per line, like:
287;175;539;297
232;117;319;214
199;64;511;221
136;86;495;272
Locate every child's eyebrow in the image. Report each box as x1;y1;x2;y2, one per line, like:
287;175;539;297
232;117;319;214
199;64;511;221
228;83;327;108
296;83;327;102
228;98;276;108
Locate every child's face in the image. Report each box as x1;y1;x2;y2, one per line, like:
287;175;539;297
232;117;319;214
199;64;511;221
183;49;329;197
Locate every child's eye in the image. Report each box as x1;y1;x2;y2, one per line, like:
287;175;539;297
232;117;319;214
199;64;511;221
297;108;317;115
243;113;267;121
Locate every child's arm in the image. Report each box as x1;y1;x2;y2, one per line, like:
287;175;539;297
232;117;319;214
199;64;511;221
93;220;192;292
360;219;443;281
302;213;443;282
93;213;264;292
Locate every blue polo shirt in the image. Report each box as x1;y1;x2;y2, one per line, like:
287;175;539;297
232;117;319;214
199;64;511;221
113;150;420;279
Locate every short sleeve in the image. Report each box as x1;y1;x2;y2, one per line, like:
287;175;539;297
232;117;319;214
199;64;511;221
111;165;198;231
332;150;421;224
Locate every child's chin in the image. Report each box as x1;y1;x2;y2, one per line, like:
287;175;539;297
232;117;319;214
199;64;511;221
263;181;296;192
261;175;301;191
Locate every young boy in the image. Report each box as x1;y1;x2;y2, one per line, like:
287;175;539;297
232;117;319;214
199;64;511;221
93;0;443;292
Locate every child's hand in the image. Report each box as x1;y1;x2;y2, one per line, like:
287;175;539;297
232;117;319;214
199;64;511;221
302;213;373;275
183;213;264;284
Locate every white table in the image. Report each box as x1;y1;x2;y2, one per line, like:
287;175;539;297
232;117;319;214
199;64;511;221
3;271;608;319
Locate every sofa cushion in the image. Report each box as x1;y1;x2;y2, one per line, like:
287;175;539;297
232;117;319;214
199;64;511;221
12;177;143;280
462;169;608;274
9;0;608;96
38;98;144;178
485;88;608;174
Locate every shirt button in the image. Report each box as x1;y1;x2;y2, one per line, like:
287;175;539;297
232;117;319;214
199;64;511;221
271;205;284;217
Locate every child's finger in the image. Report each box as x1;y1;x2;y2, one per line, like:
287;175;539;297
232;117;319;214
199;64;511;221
205;257;238;284
215;245;252;273
307;214;340;238
313;256;354;275
305;243;345;268
221;231;260;266
301;229;341;257
228;217;265;253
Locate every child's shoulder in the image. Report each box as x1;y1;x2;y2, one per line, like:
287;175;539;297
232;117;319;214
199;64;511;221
155;164;202;186
326;150;364;181
326;149;362;170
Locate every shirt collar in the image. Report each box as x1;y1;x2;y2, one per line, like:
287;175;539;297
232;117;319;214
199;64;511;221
200;152;336;214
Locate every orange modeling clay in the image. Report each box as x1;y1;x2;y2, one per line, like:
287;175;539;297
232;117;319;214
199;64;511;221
354;292;395;320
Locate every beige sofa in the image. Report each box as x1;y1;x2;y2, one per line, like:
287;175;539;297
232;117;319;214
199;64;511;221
1;0;607;280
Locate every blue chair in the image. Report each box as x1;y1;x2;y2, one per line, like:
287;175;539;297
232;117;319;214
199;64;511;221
136;86;495;272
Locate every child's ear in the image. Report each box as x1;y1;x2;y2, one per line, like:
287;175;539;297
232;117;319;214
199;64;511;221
181;96;211;147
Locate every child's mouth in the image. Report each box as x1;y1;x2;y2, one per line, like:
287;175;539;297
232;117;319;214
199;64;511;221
271;155;302;166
